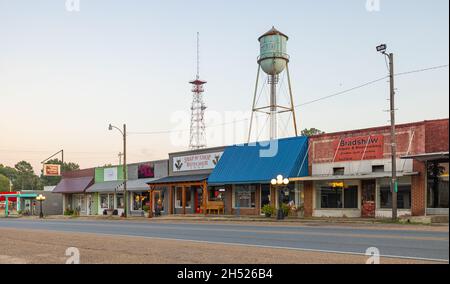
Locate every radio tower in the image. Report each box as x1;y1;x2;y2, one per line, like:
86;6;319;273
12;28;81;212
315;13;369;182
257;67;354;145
189;32;207;150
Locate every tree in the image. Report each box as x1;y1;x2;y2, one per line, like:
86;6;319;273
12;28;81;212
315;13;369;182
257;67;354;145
301;128;325;137
40;159;80;186
0;174;11;192
13;161;43;191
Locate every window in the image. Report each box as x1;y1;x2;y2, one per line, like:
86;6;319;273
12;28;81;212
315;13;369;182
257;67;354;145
208;187;225;201
333;167;345;175
317;183;358;209
234;185;256;208
175;187;191;208
380;185;411;209
116;193;124;209
427;162;449;209
100;194;109;209
133;193;149;211
153;191;165;212
372;165;385;173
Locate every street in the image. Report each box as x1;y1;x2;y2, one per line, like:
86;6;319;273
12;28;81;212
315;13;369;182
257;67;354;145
0;219;448;264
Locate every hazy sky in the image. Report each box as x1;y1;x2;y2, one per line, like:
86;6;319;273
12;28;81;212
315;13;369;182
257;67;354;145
0;0;449;173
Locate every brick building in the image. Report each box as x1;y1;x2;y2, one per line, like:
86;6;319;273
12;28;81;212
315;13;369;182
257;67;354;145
292;118;449;218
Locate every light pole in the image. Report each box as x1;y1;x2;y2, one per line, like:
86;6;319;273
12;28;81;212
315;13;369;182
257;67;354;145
377;44;398;221
109;123;128;218
36;194;46;218
271;175;289;220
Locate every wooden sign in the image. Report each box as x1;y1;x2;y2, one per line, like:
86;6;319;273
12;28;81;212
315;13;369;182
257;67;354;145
43;164;61;177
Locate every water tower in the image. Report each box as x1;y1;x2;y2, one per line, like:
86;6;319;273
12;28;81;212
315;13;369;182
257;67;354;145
248;27;298;142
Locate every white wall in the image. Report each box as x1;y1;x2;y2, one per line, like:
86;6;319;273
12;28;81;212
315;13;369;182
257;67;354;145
312;159;413;176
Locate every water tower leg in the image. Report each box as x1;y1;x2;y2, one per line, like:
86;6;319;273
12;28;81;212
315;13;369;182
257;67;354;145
270;74;277;140
248;66;261;143
286;63;298;136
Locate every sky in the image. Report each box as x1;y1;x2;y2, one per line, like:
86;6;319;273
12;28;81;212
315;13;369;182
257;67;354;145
0;0;449;173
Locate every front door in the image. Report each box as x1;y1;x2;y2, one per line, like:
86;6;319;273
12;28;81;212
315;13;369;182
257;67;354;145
260;185;271;215
361;180;376;218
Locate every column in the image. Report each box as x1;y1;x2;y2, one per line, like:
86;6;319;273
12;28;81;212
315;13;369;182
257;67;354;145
182;186;186;215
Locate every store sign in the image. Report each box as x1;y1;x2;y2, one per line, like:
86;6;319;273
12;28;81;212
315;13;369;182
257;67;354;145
333;135;384;162
173;152;223;172
104;167;118;182
43;164;61;177
138;163;155;179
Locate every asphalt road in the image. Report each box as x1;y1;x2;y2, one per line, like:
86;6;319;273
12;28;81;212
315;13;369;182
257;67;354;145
0;219;448;262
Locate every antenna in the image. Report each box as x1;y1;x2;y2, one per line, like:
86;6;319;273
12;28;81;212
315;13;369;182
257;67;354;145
196;32;200;79
189;32;207;150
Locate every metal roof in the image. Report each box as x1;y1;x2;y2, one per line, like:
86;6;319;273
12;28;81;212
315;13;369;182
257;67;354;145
147;174;209;185
401;152;449;162
208;136;308;185
53;176;94;194
119;178;157;192
258;26;289;41
85;180;124;193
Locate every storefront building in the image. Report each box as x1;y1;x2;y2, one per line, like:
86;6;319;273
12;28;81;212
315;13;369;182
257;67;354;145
53;168;95;215
208;136;309;216
147;147;226;215
295;119;449;218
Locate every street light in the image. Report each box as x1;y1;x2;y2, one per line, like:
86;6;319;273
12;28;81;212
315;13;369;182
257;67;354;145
108;123;128;218
36;194;46;219
377;43;398;221
271;174;289;220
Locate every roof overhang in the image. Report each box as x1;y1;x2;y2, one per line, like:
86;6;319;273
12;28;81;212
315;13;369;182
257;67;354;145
290;172;419;182
401;152;449;162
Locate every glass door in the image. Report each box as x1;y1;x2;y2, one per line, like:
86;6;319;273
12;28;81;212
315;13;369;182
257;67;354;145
260;185;271;215
361;180;376;218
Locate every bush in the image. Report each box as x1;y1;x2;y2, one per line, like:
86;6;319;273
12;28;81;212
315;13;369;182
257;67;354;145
281;204;290;217
262;204;275;217
64;209;74;216
142;205;150;212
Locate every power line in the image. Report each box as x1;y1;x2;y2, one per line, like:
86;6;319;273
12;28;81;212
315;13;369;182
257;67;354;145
115;64;450;136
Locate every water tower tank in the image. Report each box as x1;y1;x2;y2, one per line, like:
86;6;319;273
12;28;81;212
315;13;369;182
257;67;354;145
258;27;289;75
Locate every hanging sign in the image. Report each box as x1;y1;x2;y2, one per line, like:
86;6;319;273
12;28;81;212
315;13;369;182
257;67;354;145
173;152;223;172
43;164;61;177
333;135;384;162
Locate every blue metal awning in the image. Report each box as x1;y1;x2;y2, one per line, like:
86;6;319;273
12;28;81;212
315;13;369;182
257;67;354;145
208;136;309;185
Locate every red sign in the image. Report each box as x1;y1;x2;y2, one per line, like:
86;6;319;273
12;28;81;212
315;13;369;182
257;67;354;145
333;135;384;162
43;164;61;177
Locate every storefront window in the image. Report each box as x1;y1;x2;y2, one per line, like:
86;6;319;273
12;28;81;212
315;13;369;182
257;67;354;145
175;187;191;208
208;187;225;201
317;183;358;209
100;194;109;209
234;185;256;208
116;193;124;209
154;191;165;212
380;185;411;209
427;162;449;209
133;193;149;211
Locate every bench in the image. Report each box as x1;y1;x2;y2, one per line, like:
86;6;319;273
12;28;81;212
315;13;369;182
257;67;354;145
206;200;225;215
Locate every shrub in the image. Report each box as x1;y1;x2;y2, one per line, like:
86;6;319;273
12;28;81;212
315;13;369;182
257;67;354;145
64;209;74;216
262;204;275;217
142;205;150;212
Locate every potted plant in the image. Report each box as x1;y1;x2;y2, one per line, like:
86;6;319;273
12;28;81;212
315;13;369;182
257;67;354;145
142;205;150;218
262;204;275;218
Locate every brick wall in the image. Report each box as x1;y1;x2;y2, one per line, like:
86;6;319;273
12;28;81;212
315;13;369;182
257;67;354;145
303;181;314;217
425;119;449;153
411;160;426;216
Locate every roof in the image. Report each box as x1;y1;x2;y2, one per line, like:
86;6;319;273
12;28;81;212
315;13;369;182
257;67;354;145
258;26;289;41
53;176;94;194
290;171;418;182
401;152;449;162
120;178;159;192
85;180;124;193
208;136;309;185
147;174;209;185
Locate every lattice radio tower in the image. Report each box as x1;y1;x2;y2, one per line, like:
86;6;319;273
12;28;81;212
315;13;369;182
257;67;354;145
189;32;207;150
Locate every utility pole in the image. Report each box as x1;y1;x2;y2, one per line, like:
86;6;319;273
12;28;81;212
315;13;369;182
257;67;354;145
118;152;123;165
123;124;128;218
388;52;398;221
377;44;397;221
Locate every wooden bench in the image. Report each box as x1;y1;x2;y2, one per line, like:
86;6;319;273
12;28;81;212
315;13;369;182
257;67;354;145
205;201;225;215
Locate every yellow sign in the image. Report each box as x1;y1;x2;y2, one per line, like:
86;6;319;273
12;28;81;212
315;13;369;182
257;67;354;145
329;182;344;188
43;164;61;177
